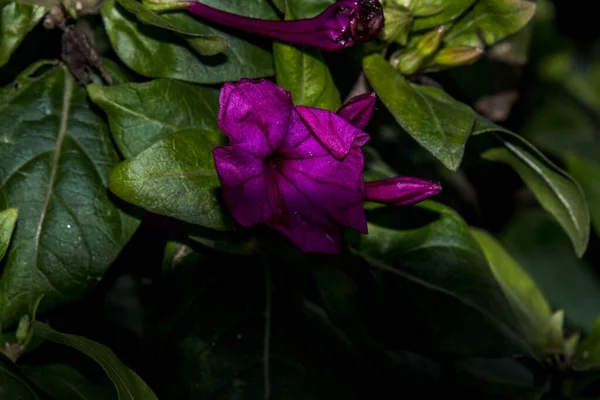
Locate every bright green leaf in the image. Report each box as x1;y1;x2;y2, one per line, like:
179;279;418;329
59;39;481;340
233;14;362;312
470;228;562;356
363;54;474;171
0;353;48;399
101;0;275;84
88;79;220;158
115;0;228;56
445;0;536;48
24;364;116;400
32;322;158;400
501;211;600;331
412;0;476;31
565;153;600;237
0;208;17;262
273;1;341;110
0;63;139;328
109;129;229;230
0;2;46;67
348;201;531;357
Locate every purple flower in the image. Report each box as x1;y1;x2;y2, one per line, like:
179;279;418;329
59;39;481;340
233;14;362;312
213;79;440;253
186;0;384;51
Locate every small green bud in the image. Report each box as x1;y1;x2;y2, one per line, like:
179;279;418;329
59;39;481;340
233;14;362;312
398;50;424;75
15;315;30;343
431;46;483;67
416;26;445;57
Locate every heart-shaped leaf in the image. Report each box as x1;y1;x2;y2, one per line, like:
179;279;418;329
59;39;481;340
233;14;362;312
364;54;474;171
0;2;46;67
0;63;139;328
348;201;531;357
101;0;275;84
88;79;220;158
0;208;17;262
445;0;536;48
109;129;228;230
32;322;158;400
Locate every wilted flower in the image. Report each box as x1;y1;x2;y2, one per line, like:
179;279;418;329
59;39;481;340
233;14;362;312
213;79;439;253
185;0;384;51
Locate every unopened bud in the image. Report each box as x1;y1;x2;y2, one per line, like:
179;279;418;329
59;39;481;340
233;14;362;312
431;46;483;67
15;315;30;343
397;50;423;75
416;25;444;57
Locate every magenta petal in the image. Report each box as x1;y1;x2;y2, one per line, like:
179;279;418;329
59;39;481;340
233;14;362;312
295;106;369;159
213;146;272;227
364;177;441;206
336;93;376;129
218;79;292;157
272;172;342;253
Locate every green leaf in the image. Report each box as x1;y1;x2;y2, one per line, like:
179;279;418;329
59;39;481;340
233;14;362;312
0;2;46;67
363;54;474;171
565;153;600;237
115;0;228;56
0;63;139;328
88;79;220;158
273;1;341;111
470;228;562;356
445;0;536;48
412;0;476;31
501;211;600;331
109;129;229;230
23;364;116;400
480;142;589;257
32;322;158;400
576;317;600;370
101;0;275;84
0;353;48;400
0;208;17;262
348;201;531;357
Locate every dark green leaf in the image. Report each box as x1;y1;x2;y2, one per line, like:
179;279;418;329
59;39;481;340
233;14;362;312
0;208;17;262
363;54;474;171
0;353;48;400
475;117;590;257
273;1;341;110
0;63;138;327
115;0;228;56
109;129;229;230
470;228;562;356
412;0;476;31
348;201;531;357
501;211;600;331
88;79;220;158
565;153;600;237
445;0;536;48
24;364;116;400
101;0;275;84
0;2;46;67
32;322;158;400
575;317;600;370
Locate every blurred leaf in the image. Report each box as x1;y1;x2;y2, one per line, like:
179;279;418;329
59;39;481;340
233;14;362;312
363;54;474;171
565;153;600;237
451;358;546;400
0;208;17;262
348;201;531;357
501;211;600;331
109;129;229;230
0;353;48;399
273;1;341;110
88;79;220;158
471;228;562;356
475;117;590;258
0;63;138;328
24;364;116;400
101;0;275;84
487;23;533;65
115;0;228;56
0;2;46;67
445;0;536;48
576;318;600;370
412;0;476;31
32;322;158;400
